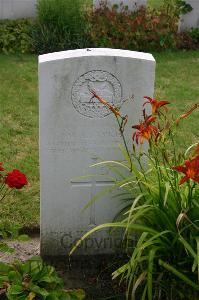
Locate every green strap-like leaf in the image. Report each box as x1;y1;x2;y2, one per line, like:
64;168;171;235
159;259;199;291
131;271;147;300
148;248;157;300
179;235;197;260
196;237;199;283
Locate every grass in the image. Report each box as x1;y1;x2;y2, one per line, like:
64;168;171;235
0;50;198;229
147;0;164;8
154;50;199;147
0;55;39;228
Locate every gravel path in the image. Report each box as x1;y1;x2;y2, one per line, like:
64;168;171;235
0;237;40;264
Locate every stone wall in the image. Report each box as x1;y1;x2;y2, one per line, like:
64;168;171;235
93;0;147;11
0;0;37;19
179;0;199;32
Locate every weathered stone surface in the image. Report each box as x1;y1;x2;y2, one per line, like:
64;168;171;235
93;0;147;11
179;0;199;31
39;48;155;256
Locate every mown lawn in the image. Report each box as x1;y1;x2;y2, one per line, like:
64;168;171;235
0;50;198;229
0;55;39;229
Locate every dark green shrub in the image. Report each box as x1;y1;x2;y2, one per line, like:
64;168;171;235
31;0;92;54
178;28;199;50
87;2;198;52
0;19;33;54
0;1;197;55
87;3;179;52
0;257;85;299
163;0;193;17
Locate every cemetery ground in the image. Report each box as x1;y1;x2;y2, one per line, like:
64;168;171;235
0;50;198;231
0;49;199;299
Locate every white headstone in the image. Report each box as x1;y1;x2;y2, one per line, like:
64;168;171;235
93;0;147;11
179;0;199;32
39;48;155;256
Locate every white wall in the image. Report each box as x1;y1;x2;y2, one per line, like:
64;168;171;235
0;0;37;19
179;0;199;32
93;0;147;11
0;0;148;20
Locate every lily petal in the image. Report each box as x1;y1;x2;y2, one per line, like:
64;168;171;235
179;176;189;185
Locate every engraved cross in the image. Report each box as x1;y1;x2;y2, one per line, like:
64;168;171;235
71;158;114;226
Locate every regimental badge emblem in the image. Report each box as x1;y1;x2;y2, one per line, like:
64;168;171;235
71;70;122;118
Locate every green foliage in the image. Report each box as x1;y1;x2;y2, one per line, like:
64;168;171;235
31;0;91;54
163;0;193;16
0;242;15;254
87;4;178;51
0;257;85;299
0;223;21;240
71;99;199;299
0;19;33;54
0;222;29;254
149;0;193;14
178;28;199;50
87;2;197;51
188;28;199;41
148;0;164;8
0;1;197;54
173;0;193;15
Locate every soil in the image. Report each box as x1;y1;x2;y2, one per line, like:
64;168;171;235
0;237;40;264
0;236;125;300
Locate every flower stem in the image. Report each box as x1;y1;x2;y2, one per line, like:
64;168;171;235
116;115;133;172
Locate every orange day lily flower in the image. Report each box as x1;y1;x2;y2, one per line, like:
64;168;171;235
132;115;158;144
143;96;170;114
172;156;199;185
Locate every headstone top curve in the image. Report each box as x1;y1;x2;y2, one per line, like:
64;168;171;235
39;48;155;64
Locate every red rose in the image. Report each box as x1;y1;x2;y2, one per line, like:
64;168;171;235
5;169;28;189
